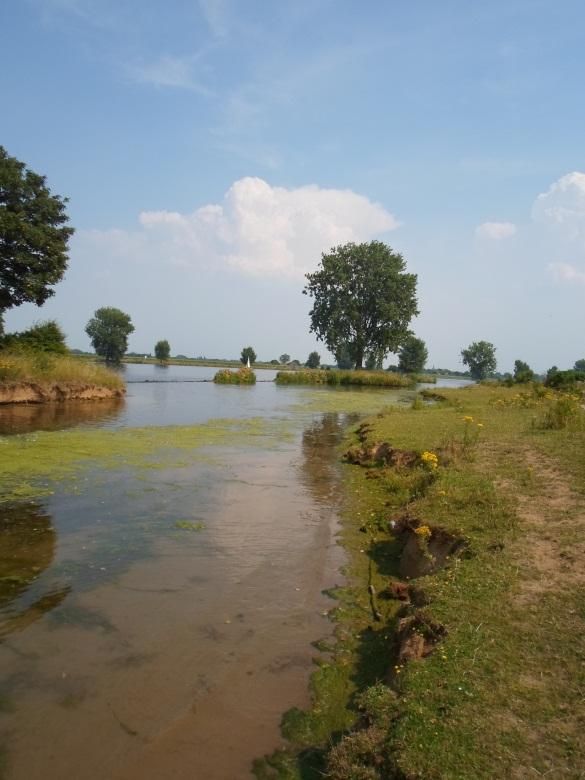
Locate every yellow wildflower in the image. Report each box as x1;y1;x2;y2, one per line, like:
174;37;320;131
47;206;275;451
415;525;432;540
463;415;474;422
421;451;439;468
477;422;484;428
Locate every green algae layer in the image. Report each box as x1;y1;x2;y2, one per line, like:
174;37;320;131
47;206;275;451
0;417;292;504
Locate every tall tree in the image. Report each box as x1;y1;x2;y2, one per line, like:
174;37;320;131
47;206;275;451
304;241;418;369
513;359;534;383
461;341;497;380
154;339;171;363
279;353;290;364
306;351;320;369
0;147;74;332
85;307;134;364
574;359;585;372
240;346;256;365
398;336;428;373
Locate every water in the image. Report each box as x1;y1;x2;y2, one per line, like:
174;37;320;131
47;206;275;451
0;367;469;779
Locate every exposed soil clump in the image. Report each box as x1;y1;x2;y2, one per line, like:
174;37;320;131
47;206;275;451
0;381;125;405
344;441;419;468
396;612;446;664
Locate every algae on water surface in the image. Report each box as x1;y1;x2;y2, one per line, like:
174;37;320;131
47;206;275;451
0;417;293;504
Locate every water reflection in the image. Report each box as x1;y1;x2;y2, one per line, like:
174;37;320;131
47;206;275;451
0;397;125;435
0;502;70;639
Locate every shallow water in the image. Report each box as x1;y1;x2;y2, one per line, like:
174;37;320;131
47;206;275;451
0;368;469;779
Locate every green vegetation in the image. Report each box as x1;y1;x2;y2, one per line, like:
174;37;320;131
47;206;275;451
275;369;411;387
0;416;286;504
461;340;497;379
85;307;135;364
0;351;124;389
305;351;320;369
257;383;585;779
280;353;291;364
154;339;170;363
241;346;257;365
0;146;74;333
513;358;534;383
304;241;418;369
398;335;428;373
213;367;256;384
1;320;67;354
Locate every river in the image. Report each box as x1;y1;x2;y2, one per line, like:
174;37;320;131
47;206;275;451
0;366;470;779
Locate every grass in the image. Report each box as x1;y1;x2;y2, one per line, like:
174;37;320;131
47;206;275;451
276;369;412;387
213;367;256;384
255;383;585;779
0;351;124;389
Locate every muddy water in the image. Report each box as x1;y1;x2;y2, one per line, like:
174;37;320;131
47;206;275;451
0;369;468;778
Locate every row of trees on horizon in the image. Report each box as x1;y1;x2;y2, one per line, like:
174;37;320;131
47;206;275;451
1;145;583;384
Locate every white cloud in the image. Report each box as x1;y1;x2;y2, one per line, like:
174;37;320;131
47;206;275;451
78;177;399;279
475;221;517;240
532;172;585;240
126;55;211;92
548;262;585;285
198;0;230;39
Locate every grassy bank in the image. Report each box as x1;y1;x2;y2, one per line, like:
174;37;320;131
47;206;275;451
255;383;585;779
276;369;412;387
0;352;124;389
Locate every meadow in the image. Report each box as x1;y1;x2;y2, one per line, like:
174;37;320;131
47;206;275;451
255;382;585;779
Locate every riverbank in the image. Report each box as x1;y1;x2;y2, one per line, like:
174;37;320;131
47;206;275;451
256;383;585;778
0;353;125;404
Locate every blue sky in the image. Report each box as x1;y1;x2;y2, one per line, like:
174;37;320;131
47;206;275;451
2;0;585;371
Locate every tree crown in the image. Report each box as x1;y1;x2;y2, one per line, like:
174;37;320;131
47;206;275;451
303;241;418;369
240;346;256;365
154;339;171;362
0;146;74;316
461;341;497;380
85;307;134;364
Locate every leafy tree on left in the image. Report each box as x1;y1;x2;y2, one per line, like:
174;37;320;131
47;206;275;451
0;146;74;333
86;308;134;364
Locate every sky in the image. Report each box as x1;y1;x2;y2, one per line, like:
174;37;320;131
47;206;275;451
2;0;585;372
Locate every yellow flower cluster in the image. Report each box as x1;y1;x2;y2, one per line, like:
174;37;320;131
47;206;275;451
462;415;474;423
415;525;432;540
420;450;438;468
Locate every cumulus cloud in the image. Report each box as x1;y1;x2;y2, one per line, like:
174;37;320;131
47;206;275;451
548;262;585;284
475;221;516;239
532;172;585;240
94;177;399;278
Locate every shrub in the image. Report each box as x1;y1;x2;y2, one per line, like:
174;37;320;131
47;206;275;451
545;369;585;389
1;320;68;354
537;395;582;430
213;368;256;385
275;369;411;387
